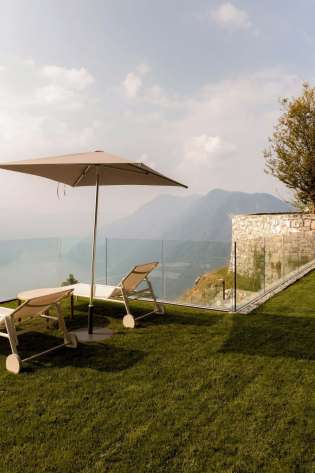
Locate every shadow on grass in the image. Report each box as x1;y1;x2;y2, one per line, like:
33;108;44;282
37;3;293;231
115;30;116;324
138;312;223;328
220;313;315;361
72;300;223;328
0;332;144;372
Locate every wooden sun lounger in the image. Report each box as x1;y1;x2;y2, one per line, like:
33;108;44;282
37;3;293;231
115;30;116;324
0;288;78;374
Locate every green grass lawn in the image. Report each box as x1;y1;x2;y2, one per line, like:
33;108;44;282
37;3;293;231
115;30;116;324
0;273;315;473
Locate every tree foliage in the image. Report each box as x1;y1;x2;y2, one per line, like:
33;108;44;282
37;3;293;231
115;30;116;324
264;83;315;212
61;273;79;286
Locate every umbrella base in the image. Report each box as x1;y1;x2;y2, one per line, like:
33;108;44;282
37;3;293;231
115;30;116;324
73;326;113;343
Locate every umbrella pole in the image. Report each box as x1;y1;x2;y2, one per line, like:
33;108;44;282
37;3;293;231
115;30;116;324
88;167;100;334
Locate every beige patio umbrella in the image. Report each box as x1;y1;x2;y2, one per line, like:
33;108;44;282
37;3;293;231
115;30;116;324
0;151;187;336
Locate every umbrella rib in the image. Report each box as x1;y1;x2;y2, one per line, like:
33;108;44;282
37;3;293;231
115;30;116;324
72;165;93;187
127;163;188;188
100;164;151;175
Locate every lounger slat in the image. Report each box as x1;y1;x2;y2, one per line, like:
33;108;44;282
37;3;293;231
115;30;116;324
121;262;158;292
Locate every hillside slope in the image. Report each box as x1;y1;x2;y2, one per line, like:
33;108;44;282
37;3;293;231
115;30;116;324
104;189;291;241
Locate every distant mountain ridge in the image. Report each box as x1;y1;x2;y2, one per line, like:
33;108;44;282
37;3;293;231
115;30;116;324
105;194;199;240
104;189;292;241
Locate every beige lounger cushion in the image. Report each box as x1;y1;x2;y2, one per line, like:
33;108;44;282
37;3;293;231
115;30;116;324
70;283;121;300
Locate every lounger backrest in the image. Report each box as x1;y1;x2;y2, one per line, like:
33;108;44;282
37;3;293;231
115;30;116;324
11;289;73;324
120;262;159;293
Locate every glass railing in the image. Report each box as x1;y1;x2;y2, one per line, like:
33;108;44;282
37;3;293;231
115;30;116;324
60;237;232;310
161;240;231;308
0;235;313;311
234;235;315;310
0;238;62;300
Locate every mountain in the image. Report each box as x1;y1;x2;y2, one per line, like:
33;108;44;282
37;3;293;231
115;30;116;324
104;194;199;239
104;189;292;241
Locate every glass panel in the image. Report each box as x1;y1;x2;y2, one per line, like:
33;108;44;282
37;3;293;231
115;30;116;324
282;234;315;280
0;238;61;300
106;238;163;295
235;238;265;309
234;232;315;311
57;236;94;286
264;235;283;288
163;240;231;309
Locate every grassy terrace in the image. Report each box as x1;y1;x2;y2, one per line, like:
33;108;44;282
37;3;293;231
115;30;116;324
0;274;315;473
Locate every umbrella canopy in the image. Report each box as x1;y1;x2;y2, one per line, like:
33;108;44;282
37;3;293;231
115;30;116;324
0;150;187;337
0;151;187;188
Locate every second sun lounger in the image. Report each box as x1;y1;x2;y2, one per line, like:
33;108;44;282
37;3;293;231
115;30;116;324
70;262;164;328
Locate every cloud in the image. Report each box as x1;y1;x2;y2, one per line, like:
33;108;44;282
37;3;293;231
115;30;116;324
40;65;94;90
122;72;143;98
121;64;177;107
34;65;94;109
210;2;251;30
183;134;235;165
136;63;151;75
143;84;176;107
0;59;97;158
121;66;179;108
122;63;150;98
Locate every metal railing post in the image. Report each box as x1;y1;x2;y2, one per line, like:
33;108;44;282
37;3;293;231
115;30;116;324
161;240;166;299
57;237;62;286
234;241;237;312
105;237;108;284
281;235;285;279
263;238;266;293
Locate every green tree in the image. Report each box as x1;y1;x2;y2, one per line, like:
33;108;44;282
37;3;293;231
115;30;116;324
61;273;79;286
264;83;315;212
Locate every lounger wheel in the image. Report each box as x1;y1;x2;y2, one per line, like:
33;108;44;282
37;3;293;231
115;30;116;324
123;314;136;329
6;354;22;374
66;333;78;348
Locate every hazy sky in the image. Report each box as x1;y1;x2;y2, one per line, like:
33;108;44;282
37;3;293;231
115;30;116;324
0;0;313;237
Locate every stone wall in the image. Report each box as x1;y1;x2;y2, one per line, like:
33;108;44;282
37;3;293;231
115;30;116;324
230;213;315;286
